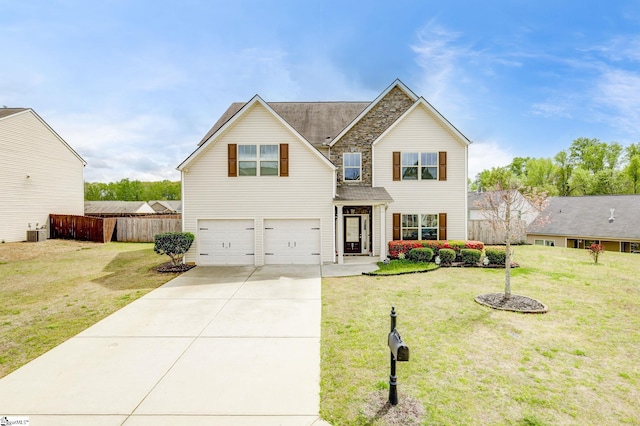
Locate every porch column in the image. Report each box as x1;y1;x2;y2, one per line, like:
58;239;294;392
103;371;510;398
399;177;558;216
337;205;344;264
379;204;387;261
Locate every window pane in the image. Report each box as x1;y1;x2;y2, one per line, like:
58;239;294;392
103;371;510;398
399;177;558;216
402;153;418;166
344;153;361;167
402;214;418;227
260;145;278;161
238;145;256;160
344;167;360;181
402;229;419;240
421;228;437;240
422;152;437;166
402;167;418;180
260;161;278;176
421;214;438;228
421;166;437;180
239;161;256;176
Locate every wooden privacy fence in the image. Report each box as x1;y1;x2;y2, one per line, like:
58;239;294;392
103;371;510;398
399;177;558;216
116;218;182;242
50;214;117;243
468;219;527;245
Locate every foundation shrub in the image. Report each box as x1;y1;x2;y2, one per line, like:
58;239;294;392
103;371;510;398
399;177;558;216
438;248;456;265
407;247;434;263
461;249;481;265
485;248;506;265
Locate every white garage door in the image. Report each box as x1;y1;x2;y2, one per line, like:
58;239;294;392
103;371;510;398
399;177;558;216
197;219;255;265
264;219;321;265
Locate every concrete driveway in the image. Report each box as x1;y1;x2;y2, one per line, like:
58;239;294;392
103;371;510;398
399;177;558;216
0;265;330;425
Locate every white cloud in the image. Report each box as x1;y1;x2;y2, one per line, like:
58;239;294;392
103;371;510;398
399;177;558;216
468;141;514;180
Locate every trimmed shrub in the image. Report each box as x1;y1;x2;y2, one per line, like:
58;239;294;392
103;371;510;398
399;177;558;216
408;247;434;263
389;240;486;259
438;248;455;265
461;249;481;265
485;248;506;265
154;232;195;266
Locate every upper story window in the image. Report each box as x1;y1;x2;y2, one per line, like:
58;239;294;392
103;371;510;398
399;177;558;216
393;151;446;182
343;152;362;181
401;152;437;180
238;144;279;176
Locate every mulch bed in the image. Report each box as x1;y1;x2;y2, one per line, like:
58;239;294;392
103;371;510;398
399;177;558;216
475;293;548;313
360;391;425;425
156;262;196;273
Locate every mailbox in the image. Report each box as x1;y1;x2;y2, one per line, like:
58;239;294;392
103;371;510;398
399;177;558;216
388;328;409;361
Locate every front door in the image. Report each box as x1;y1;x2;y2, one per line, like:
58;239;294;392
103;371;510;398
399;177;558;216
344;216;361;253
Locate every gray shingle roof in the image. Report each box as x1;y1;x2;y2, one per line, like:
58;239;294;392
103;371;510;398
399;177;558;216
199;102;370;148
85;201;154;215
0;108;28;119
334;186;394;203
527;195;640;240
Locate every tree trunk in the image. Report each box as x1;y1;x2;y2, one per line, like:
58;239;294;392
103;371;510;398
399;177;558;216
504;204;512;299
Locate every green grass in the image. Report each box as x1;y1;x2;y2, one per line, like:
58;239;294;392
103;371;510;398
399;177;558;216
368;259;439;275
0;241;177;378
321;245;640;425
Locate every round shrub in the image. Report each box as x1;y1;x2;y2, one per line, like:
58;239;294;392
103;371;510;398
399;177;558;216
438;248;455;265
408;247;434;263
461;249;481;265
485;248;506;265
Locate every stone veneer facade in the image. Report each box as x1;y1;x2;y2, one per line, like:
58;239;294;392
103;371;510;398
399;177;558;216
331;86;415;186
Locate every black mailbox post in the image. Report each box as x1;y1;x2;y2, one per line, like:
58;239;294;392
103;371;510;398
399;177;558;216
388;306;409;405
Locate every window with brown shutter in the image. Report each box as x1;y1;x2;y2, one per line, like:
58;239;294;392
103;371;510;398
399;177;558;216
279;143;289;177
438;151;447;181
393;213;401;240
392;152;401;181
438;212;447;240
228;144;237;177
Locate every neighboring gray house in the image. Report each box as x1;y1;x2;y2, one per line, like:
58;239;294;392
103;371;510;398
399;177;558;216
178;79;472;265
468;190;540;244
148;200;182;215
84;201;156;217
0;108;86;242
527;195;640;253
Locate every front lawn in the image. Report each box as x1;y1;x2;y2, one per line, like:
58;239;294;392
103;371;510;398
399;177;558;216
321;245;640;425
368;259;439;275
0;240;177;378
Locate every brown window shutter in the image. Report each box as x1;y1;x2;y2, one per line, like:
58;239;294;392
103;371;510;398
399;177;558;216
438;151;447;181
393;213;401;240
228;144;237;177
438;213;447;240
280;143;289;177
393;152;401;181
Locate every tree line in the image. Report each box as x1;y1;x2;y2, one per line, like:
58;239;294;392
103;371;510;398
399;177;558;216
471;138;640;196
84;179;180;201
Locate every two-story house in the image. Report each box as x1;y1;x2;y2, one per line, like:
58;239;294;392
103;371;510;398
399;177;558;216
0;108;86;243
178;80;471;265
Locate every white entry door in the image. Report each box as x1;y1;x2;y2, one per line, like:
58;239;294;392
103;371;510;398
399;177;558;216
264;219;321;264
197;219;255;265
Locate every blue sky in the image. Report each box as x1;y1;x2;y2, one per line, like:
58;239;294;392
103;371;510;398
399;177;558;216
2;0;639;182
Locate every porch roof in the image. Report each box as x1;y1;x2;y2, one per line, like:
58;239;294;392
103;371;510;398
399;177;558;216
334;186;394;205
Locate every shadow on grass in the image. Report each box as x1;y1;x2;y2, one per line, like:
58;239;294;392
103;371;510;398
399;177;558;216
91;249;165;291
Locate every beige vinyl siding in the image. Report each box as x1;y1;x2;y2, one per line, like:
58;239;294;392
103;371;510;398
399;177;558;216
182;102;335;264
373;104;468;243
0;111;84;243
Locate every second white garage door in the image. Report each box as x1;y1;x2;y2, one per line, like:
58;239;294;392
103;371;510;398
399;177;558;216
197;219;255;265
264;219;321;264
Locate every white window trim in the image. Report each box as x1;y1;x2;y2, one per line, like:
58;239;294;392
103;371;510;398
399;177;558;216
401;213;438;241
238;144;279;176
343;152;362;182
401;151;438;181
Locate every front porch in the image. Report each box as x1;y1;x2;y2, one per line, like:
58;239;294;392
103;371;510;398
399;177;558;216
333;186;394;264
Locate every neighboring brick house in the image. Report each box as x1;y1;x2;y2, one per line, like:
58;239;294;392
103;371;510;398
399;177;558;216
178;80;471;265
0;108;86;243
